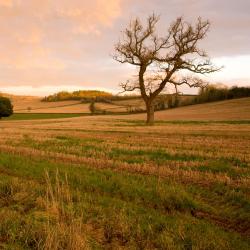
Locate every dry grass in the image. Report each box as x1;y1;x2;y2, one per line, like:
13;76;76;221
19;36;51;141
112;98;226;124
95;102;128;112
5;95;83;112
112;98;146;110
43;170;89;250
23;103;91;113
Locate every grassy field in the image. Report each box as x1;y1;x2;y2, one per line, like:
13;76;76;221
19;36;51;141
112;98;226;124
0;99;249;249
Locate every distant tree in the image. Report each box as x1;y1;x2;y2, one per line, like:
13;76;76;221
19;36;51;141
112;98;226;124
89;101;96;114
197;84;227;103
0;96;13;119
114;14;220;124
228;86;250;99
195;84;250;103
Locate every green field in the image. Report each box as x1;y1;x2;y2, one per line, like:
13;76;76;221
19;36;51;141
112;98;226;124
0;100;250;249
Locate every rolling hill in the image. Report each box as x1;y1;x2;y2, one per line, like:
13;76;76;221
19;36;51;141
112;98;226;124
1;92;195;114
126;97;250;121
1;92;249;121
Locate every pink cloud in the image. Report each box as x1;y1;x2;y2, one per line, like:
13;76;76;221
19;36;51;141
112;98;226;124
0;0;249;96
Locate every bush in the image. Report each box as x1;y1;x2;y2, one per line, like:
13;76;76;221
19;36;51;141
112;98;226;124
0;96;13;119
89;101;96;114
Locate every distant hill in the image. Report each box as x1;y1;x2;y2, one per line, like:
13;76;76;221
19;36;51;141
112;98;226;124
0;92;136;113
0;91;196;114
2;92;249;121
128;97;250;121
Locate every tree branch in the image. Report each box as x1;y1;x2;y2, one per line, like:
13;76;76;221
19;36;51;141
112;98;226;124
114;14;221;105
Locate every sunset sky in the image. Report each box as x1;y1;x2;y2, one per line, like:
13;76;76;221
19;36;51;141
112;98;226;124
0;0;249;96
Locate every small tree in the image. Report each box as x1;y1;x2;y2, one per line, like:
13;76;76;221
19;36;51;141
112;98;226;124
0;96;13;119
89;100;96;114
114;14;220;124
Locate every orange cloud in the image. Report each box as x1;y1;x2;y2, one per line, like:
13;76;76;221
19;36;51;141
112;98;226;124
56;0;122;34
0;0;13;7
0;0;123;70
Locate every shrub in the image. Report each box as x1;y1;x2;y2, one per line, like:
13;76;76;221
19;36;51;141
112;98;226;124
0;96;13;119
89;101;96;114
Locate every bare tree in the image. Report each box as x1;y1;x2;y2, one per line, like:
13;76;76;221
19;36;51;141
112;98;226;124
114;14;220;124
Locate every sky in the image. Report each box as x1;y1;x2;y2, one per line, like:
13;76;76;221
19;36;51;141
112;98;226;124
0;0;250;96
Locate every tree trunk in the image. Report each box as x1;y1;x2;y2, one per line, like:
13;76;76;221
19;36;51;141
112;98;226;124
146;102;154;125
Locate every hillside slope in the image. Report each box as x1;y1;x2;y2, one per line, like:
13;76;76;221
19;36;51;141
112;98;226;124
1;92;195;114
128;97;250;121
1;92;249;120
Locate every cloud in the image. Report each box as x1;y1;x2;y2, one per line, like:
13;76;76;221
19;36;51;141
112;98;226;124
0;0;13;7
122;0;250;57
0;0;249;95
54;0;122;34
0;0;121;68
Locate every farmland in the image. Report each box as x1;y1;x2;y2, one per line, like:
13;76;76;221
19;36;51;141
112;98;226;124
3;93;197;115
7;95;91;114
0;98;250;249
3;94;133;114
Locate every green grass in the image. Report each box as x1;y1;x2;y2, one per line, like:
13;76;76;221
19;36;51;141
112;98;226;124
0;152;249;249
2;113;87;120
10;135;249;178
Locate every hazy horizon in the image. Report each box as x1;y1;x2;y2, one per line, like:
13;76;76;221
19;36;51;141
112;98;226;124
0;0;250;96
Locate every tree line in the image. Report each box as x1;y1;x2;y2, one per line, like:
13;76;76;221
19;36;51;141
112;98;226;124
42;90;140;103
182;85;250;106
42;90;112;102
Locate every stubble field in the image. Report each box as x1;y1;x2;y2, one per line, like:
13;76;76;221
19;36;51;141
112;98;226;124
0;100;250;249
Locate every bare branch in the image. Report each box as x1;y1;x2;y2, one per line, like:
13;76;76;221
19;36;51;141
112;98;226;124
119;80;140;93
180;59;222;74
169;76;209;88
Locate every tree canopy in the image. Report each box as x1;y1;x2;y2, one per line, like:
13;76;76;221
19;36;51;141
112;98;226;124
0;96;13;118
